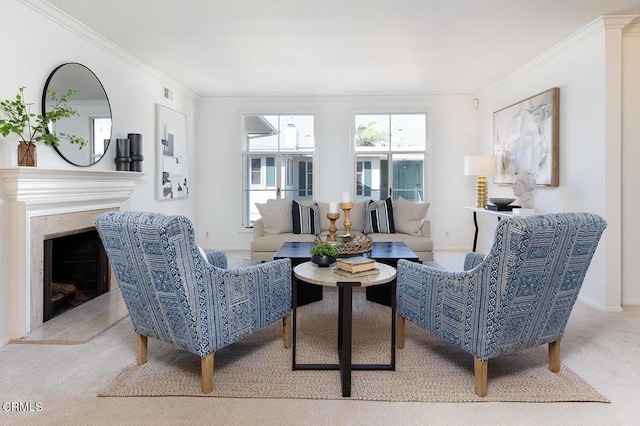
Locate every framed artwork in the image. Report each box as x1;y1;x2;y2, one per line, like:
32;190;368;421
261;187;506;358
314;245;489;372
156;104;189;200
493;87;559;186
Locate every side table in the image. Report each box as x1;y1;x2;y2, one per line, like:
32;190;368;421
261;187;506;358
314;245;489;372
292;261;397;397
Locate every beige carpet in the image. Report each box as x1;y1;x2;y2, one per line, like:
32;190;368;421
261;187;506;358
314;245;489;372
100;287;608;403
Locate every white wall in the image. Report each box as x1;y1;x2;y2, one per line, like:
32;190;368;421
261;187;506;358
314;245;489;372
476;17;635;310
0;0;198;345
196;95;478;253
622;23;640;304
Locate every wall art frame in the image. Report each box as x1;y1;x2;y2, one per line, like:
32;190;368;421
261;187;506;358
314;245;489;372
156;104;189;200
493;87;559;187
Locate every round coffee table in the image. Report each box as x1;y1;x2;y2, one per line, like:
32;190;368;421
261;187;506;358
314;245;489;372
292;261;397;397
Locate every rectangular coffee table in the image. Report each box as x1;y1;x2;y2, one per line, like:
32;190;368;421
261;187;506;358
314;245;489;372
274;241;419;306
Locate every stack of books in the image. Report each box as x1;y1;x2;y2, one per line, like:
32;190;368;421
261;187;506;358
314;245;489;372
333;256;379;278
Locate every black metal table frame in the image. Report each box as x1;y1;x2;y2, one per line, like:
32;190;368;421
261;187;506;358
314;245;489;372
291;273;396;398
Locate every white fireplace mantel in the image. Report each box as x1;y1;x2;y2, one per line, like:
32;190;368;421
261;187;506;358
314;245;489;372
0;167;143;214
0;167;143;338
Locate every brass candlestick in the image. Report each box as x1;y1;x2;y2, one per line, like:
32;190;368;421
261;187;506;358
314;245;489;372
326;213;340;241
340;202;353;236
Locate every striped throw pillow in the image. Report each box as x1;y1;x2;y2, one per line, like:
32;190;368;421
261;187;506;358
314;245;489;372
292;201;321;235
364;198;395;234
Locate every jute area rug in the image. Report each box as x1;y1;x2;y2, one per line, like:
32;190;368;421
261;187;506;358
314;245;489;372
100;287;608;402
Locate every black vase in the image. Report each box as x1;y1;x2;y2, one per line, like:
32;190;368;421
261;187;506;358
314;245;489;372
128;133;144;172
115;138;131;171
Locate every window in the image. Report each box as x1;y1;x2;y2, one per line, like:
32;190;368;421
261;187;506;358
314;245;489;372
243;115;315;226
354;114;427;202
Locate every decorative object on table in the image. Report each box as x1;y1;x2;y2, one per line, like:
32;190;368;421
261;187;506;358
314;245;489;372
485;197;520;211
512;173;537;208
396;212;606;397
156;104;189;200
115;138;131;171
43;63;111;167
0;86;85;166
128;133;144;172
493;87;559;187
333;267;380;278
335;256;376;273
464;156;497;208
315;233;372;256
340;192;353;236
309;244;339;267
326;212;340;241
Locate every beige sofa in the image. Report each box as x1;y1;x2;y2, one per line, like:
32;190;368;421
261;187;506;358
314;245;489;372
250;198;434;262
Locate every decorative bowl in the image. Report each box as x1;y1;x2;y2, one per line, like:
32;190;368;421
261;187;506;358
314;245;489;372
489;197;516;206
311;255;336;267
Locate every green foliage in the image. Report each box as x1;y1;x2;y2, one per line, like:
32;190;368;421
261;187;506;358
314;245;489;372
355;120;387;147
0;86;86;148
310;243;339;257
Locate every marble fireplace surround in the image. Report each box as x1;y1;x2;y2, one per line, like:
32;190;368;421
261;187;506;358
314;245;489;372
0;168;142;338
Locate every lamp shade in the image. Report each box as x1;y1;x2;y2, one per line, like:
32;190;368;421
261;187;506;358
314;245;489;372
464;156;496;176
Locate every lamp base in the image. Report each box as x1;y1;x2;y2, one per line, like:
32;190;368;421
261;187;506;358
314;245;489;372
476;176;488;208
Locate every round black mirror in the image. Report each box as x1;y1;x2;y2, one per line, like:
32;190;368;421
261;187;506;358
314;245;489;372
42;63;112;166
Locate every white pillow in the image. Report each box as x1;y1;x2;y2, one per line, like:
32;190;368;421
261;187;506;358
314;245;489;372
255;199;293;235
393;197;430;235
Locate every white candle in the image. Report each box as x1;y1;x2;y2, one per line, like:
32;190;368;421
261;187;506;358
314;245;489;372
329;202;338;213
342;192;350;203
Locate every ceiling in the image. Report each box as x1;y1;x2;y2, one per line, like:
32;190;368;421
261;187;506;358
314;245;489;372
46;0;640;97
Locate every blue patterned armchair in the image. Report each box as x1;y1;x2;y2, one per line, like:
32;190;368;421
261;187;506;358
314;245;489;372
396;212;606;397
94;211;292;394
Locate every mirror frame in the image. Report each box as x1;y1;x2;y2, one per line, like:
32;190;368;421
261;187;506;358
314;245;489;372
42;62;112;167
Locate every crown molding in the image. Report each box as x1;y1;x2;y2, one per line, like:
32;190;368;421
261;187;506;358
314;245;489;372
478;15;639;95
17;0;199;100
623;17;640;37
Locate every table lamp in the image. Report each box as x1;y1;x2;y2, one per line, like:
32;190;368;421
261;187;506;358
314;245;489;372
464;156;496;208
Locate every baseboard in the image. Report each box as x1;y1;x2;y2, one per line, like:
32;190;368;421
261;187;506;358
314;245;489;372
622;298;640;305
577;295;624;312
0;336;11;348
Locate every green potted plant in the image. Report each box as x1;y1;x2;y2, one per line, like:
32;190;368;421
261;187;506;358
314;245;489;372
0;86;86;166
310;243;340;267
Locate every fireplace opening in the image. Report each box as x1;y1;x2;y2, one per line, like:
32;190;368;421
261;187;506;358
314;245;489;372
43;228;110;322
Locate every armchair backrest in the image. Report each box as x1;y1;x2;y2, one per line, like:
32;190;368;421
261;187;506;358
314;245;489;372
95;211;212;355
474;212;606;358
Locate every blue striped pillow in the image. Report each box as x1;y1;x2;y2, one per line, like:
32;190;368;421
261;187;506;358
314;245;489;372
364;198;395;234
292;201;321;235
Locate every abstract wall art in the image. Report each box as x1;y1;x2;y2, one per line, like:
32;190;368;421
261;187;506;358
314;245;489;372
493;88;559;187
156;104;189;200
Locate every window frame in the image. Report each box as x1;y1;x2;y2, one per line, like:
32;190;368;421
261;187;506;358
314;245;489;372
242;114;316;227
353;113;429;202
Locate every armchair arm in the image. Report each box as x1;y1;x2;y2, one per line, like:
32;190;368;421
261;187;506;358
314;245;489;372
396;259;481;354
207;258;292;350
463;252;485;270
205;250;228;269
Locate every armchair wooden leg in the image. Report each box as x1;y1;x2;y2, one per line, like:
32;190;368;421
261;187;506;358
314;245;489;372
201;354;214;394
474;357;488;397
136;334;148;365
283;314;291;348
549;339;561;373
396;315;405;349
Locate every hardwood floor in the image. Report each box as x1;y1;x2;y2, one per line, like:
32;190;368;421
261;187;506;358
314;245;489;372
15;290;128;345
